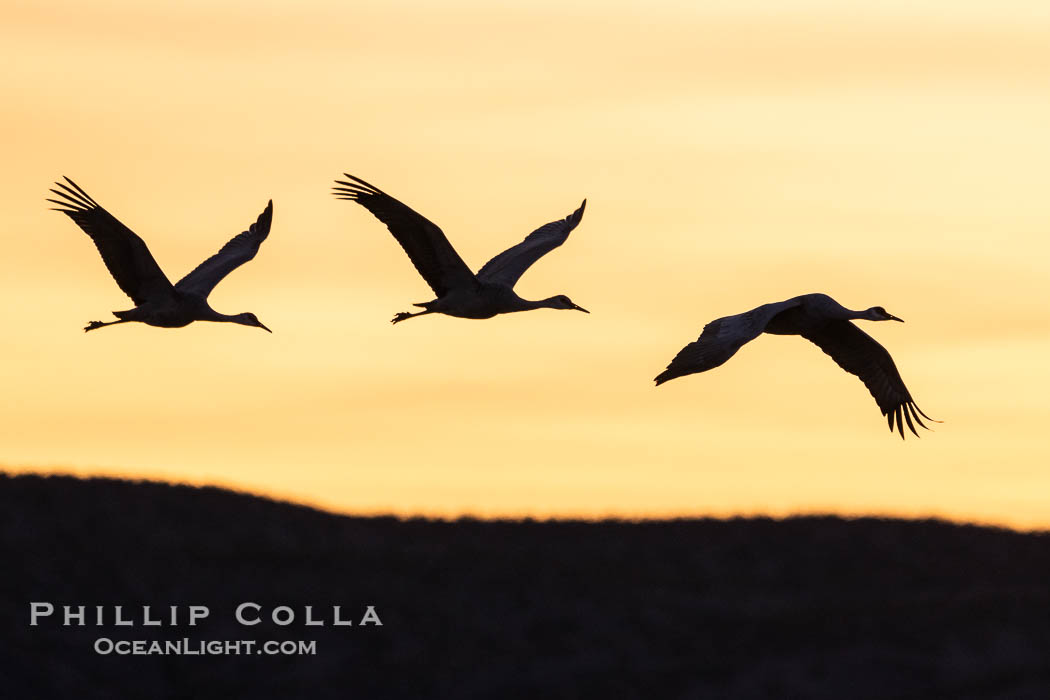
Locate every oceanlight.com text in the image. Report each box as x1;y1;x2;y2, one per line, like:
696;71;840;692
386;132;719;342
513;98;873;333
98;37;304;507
93;638;317;656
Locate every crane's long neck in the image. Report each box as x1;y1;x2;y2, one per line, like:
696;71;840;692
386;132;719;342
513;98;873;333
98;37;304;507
819;300;864;320
518;297;554;311
198;305;234;323
200;305;248;325
514;296;564;311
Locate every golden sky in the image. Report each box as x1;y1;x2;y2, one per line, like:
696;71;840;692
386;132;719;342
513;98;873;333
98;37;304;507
2;0;1049;528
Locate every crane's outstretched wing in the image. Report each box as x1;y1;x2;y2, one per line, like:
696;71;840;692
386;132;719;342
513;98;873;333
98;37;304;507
655;299;802;385
801;321;935;439
332;173;476;297
175;200;273;297
48;177;174;305
476;200;586;287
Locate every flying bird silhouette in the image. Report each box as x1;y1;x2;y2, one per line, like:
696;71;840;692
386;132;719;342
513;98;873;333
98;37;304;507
49;177;273;333
333;173;589;323
655;293;937;438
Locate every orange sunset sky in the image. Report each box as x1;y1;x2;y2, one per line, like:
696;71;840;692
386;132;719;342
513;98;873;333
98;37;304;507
2;0;1048;528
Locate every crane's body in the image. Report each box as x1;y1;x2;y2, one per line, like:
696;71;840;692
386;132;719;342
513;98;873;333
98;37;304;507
89;291;256;330
397;281;582;322
49;177;273;334
333;173;589;324
763;294;864;334
656;293;937;439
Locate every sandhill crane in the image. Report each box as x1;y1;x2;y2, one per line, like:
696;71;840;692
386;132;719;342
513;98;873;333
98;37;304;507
333;173;589;323
49;177;273;333
655;293;937;438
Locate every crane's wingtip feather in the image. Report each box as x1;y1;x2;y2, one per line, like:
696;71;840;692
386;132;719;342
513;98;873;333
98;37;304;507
58;177;100;207
882;402;936;439
337;173;384;195
62;175;82;190
913;403;941;423
50;183;95;210
910;405;928;431
332;183;366;200
903;406;919;437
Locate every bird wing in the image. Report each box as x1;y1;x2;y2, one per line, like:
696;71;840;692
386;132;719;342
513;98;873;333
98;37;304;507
476;200;586;288
175;200;273;297
801;320;934;439
655;299;801;385
332;173;476;297
48;177;175;305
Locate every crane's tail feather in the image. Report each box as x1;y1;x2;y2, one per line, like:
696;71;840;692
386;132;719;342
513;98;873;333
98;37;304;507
653;369;681;386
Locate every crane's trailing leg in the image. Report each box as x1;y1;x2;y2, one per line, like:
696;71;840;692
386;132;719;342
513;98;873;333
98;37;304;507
391;309;433;324
84;319;130;332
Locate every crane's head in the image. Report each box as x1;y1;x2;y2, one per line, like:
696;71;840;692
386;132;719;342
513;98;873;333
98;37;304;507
234;312;272;332
545;295;589;314
868;306;903;322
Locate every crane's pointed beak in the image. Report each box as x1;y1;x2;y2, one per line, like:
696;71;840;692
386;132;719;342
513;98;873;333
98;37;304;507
572;303;589;314
259;322;272;333
889;314;904;322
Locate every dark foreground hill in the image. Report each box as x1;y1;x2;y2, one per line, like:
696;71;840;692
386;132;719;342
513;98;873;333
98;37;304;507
2;473;1050;699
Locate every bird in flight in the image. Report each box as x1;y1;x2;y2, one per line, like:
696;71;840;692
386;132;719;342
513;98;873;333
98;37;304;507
49;177;273;333
655;293;937;438
333;173;589;323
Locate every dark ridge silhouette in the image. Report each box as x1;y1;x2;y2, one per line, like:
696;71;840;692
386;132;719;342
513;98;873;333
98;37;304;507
3;472;1050;699
655;293;937;438
333;173;588;323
